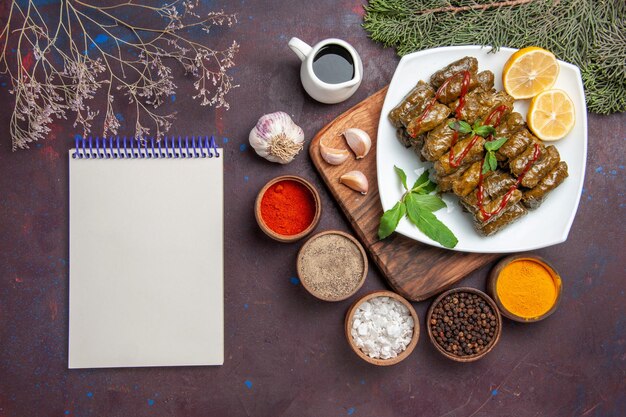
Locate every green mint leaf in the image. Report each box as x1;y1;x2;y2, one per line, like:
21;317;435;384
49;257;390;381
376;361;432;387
489;152;498;171
474;125;496;137
482;156;491;174
411;170;430;191
448;120;472;134
484;137;508;151
472;120;482;131
410;193;447;212
420;180;437;194
405;196;458;248
378;201;406;240
394;165;408;190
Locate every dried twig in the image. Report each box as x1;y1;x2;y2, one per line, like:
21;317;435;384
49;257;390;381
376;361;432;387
0;0;239;150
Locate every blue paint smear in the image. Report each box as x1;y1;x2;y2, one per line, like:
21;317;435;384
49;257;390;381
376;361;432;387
1;82;6;87
244;380;253;389
147;399;155;406
94;34;109;44
610;170;617;175
244;303;249;310
347;407;356;415
86;392;93;398
244;176;249;182
595;167;603;173
491;389;498;396
64;411;70;415
115;113;124;122
619;165;624;170
171;95;176;103
223;138;229;143
360;379;366;385
239;143;247;152
290;277;300;285
75;134;83;141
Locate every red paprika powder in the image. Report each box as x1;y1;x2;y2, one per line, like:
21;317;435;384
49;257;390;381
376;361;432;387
260;180;316;236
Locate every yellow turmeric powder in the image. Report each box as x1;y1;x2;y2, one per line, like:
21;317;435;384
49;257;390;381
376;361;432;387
496;259;557;319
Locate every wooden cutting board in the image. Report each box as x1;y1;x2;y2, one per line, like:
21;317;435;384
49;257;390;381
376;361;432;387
309;87;498;301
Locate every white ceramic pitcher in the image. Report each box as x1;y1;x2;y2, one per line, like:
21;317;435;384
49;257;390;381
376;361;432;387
288;37;363;104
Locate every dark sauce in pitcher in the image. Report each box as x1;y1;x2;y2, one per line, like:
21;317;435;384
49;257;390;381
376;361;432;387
312;44;355;84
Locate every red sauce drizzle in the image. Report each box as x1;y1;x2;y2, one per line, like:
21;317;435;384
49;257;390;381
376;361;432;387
411;70;471;138
477;143;541;221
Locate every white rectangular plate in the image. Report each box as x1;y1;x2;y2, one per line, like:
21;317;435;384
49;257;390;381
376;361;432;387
376;46;587;253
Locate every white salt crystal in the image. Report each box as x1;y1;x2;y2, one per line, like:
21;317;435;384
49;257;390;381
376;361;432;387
351;296;414;360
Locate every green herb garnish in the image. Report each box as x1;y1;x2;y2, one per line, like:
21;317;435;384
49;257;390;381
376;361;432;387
378;166;458;248
482;137;508;174
448;120;496;138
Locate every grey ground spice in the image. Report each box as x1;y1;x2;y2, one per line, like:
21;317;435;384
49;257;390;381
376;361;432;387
299;234;365;300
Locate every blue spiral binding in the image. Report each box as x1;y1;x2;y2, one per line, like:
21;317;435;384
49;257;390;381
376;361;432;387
72;136;220;159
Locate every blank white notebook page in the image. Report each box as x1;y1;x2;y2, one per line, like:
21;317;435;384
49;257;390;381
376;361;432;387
69;151;223;368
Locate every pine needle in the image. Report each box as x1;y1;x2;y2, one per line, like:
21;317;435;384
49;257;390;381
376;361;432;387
363;0;626;114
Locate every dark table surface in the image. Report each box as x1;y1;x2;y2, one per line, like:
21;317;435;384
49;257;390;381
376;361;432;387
1;1;624;416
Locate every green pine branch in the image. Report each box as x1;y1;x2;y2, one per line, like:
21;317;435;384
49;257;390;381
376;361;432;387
363;0;626;114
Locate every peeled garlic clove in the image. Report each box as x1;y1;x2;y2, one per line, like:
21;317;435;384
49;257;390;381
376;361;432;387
340;171;369;195
320;137;350;165
343;128;371;159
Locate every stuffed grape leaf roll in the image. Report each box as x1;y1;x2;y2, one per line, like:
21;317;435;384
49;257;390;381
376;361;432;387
522;161;569;209
388;81;435;128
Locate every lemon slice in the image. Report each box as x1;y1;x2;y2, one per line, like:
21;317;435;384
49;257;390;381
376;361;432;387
502;47;559;99
528;89;575;141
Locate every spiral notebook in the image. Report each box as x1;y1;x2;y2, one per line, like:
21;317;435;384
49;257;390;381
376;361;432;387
68;137;223;368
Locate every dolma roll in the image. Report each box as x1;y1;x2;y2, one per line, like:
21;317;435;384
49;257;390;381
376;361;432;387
495;112;525;138
483;171;516;198
460;170;515;213
436;164;471;192
405;102;451;137
410;135;427;161
510;141;546;177
388;81;435;128
476;70;495;91
436;72;479;104
396;128;412;148
449;89;514;125
433;135;485;177
522;161;569;209
496;128;533;162
452;161;493;197
521;145;560;188
430;57;478;88
437;70;497;105
475;189;523;224
421;120;462;161
476;204;527;236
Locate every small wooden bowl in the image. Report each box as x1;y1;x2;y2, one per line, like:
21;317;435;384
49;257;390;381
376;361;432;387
426;287;502;363
255;175;321;243
297;230;368;302
345;290;420;366
487;254;563;323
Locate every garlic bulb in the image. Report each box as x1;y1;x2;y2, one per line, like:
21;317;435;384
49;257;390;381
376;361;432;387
340;171;369;194
249;111;304;164
343;128;371;159
320;136;350;165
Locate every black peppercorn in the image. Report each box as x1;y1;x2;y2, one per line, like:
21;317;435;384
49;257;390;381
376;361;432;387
429;290;499;358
